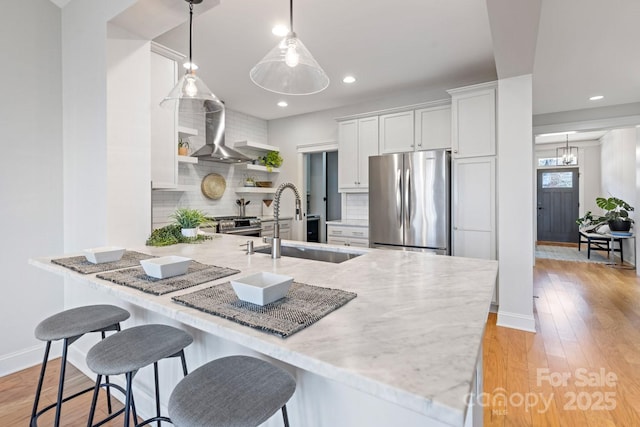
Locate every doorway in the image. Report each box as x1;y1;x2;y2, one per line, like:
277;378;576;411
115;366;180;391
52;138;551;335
536;168;579;243
305;151;340;243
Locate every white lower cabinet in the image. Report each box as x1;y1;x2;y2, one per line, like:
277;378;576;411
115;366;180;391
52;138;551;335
452;156;496;259
327;224;369;247
262;219;291;240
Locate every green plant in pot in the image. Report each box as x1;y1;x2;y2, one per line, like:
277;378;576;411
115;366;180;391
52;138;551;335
596;196;634;232
170;208;209;238
258;151;283;172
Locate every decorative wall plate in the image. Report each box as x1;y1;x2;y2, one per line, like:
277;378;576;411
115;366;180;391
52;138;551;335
201;173;226;200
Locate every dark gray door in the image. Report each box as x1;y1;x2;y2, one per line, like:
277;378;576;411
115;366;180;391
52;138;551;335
537;168;579;242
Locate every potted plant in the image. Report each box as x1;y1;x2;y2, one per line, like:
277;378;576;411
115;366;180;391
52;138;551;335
170;208;209;237
259;151;283;172
596;196;634;232
178;138;190;156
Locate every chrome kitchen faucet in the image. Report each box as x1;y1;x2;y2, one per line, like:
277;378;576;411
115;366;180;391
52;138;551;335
272;182;302;258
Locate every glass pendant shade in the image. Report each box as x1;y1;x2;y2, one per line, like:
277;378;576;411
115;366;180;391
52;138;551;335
250;33;329;95
161;70;224;114
161;0;223;115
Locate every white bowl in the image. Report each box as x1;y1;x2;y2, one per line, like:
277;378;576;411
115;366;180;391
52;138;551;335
140;256;192;279
231;272;293;306
84;246;125;264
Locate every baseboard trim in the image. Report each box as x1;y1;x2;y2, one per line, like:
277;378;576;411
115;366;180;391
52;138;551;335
0;342;62;377
496;310;536;332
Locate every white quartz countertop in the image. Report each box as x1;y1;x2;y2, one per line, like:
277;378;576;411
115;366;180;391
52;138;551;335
326;219;369;227
30;235;497;426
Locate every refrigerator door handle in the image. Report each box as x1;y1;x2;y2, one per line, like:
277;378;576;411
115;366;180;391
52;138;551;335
396;168;402;225
404;168;411;228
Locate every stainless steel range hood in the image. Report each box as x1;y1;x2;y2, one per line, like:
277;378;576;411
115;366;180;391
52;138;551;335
191;104;253;164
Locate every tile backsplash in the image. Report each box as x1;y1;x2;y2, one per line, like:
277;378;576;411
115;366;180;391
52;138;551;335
152;109;270;229
344;193;368;221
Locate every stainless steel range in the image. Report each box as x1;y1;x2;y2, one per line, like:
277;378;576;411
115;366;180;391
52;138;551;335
213;216;261;236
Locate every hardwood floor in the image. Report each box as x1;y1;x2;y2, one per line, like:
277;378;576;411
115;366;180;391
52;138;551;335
1;258;639;426
0;360;133;426
484;258;640;426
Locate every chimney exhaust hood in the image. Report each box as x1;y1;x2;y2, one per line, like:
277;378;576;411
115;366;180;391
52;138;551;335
191;105;253;164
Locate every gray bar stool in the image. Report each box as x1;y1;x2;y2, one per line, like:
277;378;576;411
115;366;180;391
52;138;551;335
168;355;296;427
86;324;193;427
31;304;130;427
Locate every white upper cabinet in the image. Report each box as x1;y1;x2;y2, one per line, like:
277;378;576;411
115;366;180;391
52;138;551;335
414;105;451;151
338;117;379;192
379;111;414;154
150;48;179;189
448;82;496;158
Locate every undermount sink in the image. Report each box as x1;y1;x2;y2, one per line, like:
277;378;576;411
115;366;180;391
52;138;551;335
255;244;363;264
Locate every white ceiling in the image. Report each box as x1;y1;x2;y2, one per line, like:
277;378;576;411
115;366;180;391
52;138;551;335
58;0;640;122
153;0;498;120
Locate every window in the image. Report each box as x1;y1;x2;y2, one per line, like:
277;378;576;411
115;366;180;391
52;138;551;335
541;171;573;188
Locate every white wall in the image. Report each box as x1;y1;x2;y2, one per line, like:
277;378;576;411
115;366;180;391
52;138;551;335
107;24;152;246
497;75;535;332
0;0;64;375
600;128;636;263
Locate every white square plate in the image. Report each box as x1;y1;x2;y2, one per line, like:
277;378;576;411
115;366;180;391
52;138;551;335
231;272;293;306
140;256;192;279
84;246;125;264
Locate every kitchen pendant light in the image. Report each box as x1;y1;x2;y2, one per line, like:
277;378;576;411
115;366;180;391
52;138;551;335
556;134;578;165
161;0;223;114
250;0;329;95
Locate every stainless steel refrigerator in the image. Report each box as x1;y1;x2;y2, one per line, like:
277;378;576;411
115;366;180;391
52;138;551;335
369;150;450;254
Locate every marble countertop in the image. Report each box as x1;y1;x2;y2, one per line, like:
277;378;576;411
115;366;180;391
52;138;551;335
326;219;369;227
30;235;497;426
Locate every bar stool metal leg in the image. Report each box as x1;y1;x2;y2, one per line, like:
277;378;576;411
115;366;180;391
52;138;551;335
282;405;291;427
30;341;51;426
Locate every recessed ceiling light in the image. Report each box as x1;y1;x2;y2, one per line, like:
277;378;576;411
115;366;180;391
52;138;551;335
342;75;356;84
272;25;288;37
277;101;288;107
589;95;604;101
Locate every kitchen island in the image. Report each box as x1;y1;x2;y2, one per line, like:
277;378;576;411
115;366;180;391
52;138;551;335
30;235;497;427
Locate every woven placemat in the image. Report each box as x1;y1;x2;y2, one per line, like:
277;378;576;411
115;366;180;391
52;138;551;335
96;262;240;296
172;282;357;338
51;251;155;274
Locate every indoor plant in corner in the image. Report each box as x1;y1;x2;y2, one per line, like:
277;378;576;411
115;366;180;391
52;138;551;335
596;196;634;232
171;208;209;238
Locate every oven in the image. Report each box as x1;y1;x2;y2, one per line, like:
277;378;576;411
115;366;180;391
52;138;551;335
214;217;262;237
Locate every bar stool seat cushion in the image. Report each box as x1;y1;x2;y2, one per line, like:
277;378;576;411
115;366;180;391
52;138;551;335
168;355;296;426
34;305;130;342
87;324;193;376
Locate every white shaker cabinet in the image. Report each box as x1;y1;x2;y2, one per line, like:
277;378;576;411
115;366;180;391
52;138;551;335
338;116;378;192
414;104;451;151
327;224;369;247
452;156;496;260
448;82;496;158
150;47;179;189
379;111;414;154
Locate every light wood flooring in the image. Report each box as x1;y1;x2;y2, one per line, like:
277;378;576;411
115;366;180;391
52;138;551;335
484;258;640;426
1;258;639;426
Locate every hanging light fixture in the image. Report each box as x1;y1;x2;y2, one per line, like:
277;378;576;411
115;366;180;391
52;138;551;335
161;0;223;114
556;134;578;165
249;0;329;95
